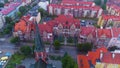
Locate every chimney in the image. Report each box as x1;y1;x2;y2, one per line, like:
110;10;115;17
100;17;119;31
112;53;115;58
100;50;103;60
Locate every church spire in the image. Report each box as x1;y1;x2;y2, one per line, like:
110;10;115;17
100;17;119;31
34;21;45;52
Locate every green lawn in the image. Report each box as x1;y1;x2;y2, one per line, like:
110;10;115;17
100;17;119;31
5;53;25;68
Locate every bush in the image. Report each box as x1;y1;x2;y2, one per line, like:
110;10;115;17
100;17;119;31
53;40;61;50
77;43;93;53
3;28;10;34
10;37;20;44
20;46;32;57
67;37;74;43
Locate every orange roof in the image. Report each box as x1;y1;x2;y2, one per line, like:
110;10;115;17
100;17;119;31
77;47;108;67
77;55;90;68
14;20;27;33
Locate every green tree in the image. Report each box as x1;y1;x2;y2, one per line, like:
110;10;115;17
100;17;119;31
5;16;12;23
62;53;77;68
6;24;13;31
38;8;49;17
77;43;93;53
17;12;22;18
94;0;101;5
3;28;10;34
53;40;61;50
19;6;27;15
0;3;4;7
104;0;107;4
4;0;9;3
67;37;74;43
10;37;20;44
20;46;32;57
102;4;106;10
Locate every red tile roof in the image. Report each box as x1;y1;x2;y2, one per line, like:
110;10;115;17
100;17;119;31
97;29;112;38
0;2;21;15
112;28;120;37
80;27;96;37
101;52;120;64
53;15;80;28
48;4;102;11
61;1;94;6
102;15;120;21
38;23;53;33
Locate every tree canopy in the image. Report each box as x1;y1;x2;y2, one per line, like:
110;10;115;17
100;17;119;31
38;8;49;17
19;6;27;15
0;3;4;7
20;46;32;57
10;37;20;44
4;0;9;3
5;16;12;23
53;40;61;50
77;43;93;53
62;53;78;68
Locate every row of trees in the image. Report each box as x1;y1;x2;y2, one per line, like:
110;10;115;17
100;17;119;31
1;16;15;35
38;8;57;20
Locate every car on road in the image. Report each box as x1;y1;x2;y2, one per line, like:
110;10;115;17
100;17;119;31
0;56;8;61
0;51;2;54
0;60;6;65
0;38;5;42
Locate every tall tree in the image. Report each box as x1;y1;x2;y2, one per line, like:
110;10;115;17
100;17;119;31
4;0;9;3
19;6;27;15
0;3;4;7
5;16;12;23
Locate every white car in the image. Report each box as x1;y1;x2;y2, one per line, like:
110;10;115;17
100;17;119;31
0;51;2;54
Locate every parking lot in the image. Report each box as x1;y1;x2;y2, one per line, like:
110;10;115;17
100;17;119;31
0;38;16;68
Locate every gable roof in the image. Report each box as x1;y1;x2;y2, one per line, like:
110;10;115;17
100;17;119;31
102;52;120;64
80;27;96;37
97;29;112;38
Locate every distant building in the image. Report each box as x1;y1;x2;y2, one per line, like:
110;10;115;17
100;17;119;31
13;15;35;40
13;14;80;42
0;13;5;29
97;15;120;28
1;2;22;18
106;3;120;16
0;2;22;29
48;1;103;18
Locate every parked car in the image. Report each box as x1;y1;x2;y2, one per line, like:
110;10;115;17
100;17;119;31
0;56;8;61
0;51;2;54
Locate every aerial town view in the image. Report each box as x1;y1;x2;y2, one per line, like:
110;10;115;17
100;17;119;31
0;0;120;68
